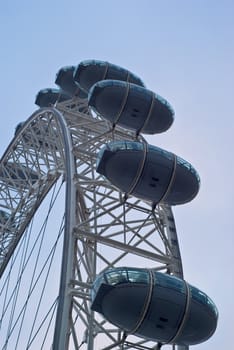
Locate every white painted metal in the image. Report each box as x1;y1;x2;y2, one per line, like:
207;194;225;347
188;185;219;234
0;96;187;350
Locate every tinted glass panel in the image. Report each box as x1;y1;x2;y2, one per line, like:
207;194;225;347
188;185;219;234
127;268;149;283
148;144;174;162
155;272;186;293
176;155;200;183
155;93;174;114
104;267;149;285
105;269;128;285
190;285;218;316
91;274;106;301
96;141;144;168
207;296;219;316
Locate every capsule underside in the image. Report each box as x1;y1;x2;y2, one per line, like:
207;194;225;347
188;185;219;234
96;142;200;205
91;268;218;346
74;59;145;94
89;80;174;134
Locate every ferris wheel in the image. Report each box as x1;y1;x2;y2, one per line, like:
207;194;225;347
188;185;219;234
0;60;218;350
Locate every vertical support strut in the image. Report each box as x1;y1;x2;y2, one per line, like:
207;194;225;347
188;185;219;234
51;108;77;350
163;205;189;350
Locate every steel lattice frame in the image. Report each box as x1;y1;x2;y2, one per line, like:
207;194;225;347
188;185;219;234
0;97;187;350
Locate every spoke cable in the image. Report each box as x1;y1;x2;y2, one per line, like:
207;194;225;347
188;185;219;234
26;217;65;348
0;181;64;349
3;225;30;350
1;217;64;349
0;181;63;324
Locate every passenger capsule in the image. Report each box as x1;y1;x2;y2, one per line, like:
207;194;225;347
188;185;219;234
15;121;26;136
0;210;10;226
73;59;145;94
91;267;218;346
0;210;14;232
89;80;174;134
96;141;200;205
35;88;70;107
55;66;87;98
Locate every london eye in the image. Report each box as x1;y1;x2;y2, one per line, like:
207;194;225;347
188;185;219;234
0;60;218;350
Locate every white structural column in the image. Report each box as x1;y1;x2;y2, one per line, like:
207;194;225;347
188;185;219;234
51;108;78;350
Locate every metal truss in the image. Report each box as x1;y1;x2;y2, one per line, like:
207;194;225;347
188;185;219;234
0;97;187;350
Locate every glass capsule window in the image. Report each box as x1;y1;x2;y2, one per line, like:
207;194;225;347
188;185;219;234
0;210;10;225
96;146;107;168
176;155;200;184
190;285;218;316
155;93;175;115
130;84;144;94
106;141;144;152
96;141;144;169
91;274;105;301
148;144;174;162
93;79;124;90
190;285;207;304
127;268;149;284
60;66;74;73
190;285;218;317
96;141;178;171
155;272;186;293
104;267;149;286
82;59;144;85
207;295;219;317
105;269;128;285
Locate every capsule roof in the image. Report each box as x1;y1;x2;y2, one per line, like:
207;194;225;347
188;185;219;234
55;65;87;98
89;80;174;134
35;88;71;107
74;59;145;94
96;141;200;205
91;267;218;346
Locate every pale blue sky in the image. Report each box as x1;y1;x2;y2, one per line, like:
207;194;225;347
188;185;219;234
0;1;234;348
